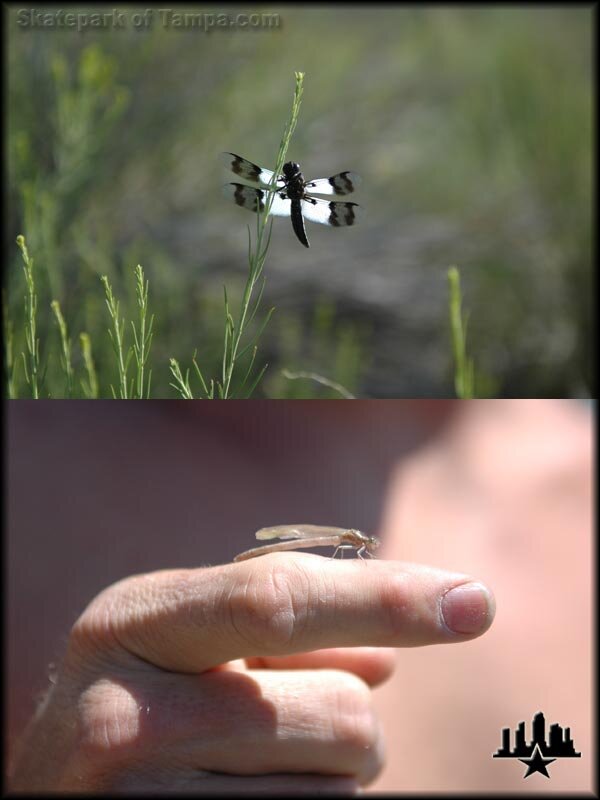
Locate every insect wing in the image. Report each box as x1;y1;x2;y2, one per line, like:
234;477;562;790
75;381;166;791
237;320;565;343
221;152;282;189
224;184;291;217
300;198;361;227
305;171;361;196
255;524;350;541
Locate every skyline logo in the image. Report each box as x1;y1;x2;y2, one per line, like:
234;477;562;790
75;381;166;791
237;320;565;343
493;711;581;778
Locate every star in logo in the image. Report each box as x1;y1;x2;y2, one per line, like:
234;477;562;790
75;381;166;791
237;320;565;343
519;744;556;778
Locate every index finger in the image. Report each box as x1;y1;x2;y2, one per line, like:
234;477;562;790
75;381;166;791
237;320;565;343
71;555;495;673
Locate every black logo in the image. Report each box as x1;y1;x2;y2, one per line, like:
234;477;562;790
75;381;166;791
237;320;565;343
493;711;581;778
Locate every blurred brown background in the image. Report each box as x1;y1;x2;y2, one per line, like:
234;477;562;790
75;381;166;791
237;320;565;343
6;399;593;791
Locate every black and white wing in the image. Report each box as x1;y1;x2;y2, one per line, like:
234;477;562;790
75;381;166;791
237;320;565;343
305;171;361;196
224;184;291;217
300;197;360;227
221;152;283;189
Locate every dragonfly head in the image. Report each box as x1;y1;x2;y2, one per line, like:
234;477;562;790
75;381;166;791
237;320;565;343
283;161;301;179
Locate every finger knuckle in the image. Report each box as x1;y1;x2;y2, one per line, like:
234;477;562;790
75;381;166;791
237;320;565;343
68;577;141;658
75;679;147;770
227;564;310;651
331;674;378;757
378;573;420;639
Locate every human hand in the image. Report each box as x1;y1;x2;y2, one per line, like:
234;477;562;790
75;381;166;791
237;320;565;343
9;554;495;793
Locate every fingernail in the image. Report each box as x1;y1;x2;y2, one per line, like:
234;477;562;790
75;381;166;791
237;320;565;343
441;582;495;634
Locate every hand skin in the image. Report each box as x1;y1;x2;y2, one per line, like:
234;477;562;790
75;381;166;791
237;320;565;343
8;555;495;793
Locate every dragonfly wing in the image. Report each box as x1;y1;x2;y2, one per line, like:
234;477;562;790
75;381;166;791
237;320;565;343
305;171;361;196
221;152;281;189
224;184;291;217
255;524;349;541
300;198;361;227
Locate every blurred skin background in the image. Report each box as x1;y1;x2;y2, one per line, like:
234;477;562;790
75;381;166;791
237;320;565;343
7;399;593;791
6;6;593;398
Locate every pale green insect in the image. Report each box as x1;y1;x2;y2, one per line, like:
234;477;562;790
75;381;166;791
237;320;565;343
234;525;380;562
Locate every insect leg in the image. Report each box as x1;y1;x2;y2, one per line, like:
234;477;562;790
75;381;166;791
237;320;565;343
331;544;356;559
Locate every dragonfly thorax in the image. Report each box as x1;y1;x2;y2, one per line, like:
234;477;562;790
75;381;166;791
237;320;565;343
282;162;306;200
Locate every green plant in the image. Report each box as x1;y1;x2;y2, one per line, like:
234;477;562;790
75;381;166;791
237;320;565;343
16;235;41;398
171;72;305;399
169;351;217;399
281;370;355;399
79;332;98;399
8;12;592;397
448;266;475;399
101;264;153;399
131;264;154;399
50;300;73;397
101;275;131;398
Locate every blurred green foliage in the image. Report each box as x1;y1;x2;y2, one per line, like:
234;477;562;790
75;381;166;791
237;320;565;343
6;6;592;397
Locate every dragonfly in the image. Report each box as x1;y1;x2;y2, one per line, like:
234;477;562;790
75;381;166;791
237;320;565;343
222;153;361;248
233;525;380;562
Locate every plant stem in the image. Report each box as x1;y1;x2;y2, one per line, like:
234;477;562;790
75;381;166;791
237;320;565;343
281;369;356;399
50;300;73;397
448;266;475;399
219;71;305;398
16;235;40;398
131;264;154;399
79;332;98;398
169;358;194;398
101;275;130;399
